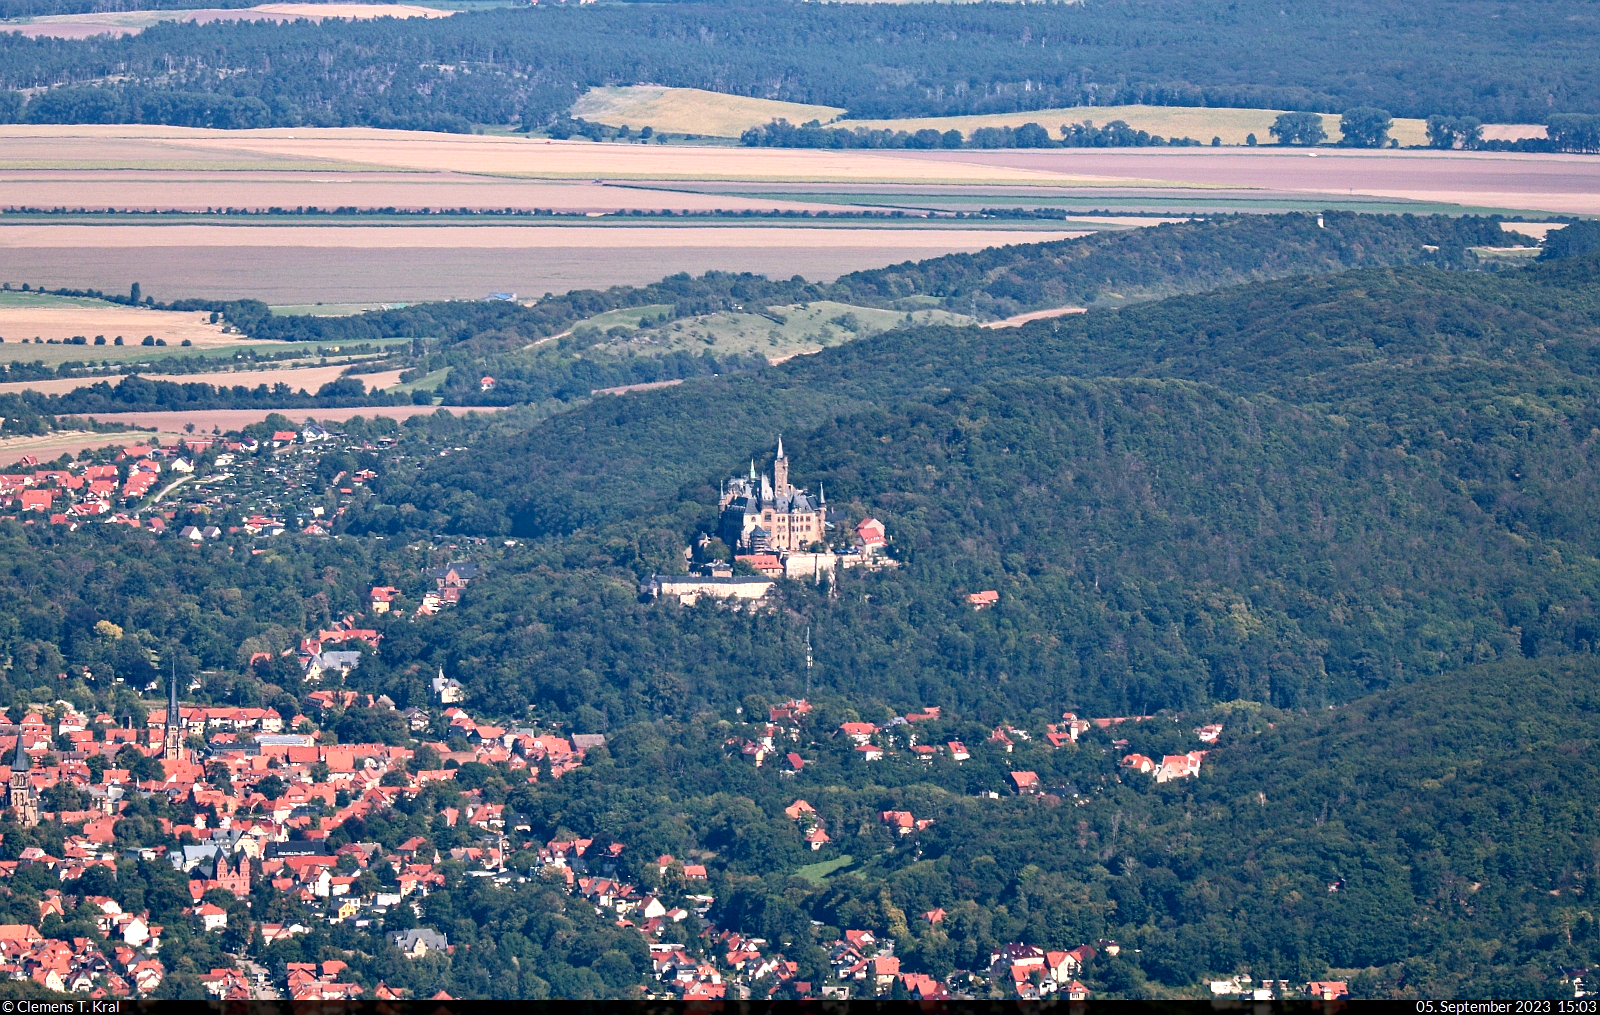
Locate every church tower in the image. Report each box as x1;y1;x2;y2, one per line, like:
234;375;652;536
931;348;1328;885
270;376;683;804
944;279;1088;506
9;735;37;828
164;669;184;762
773;436;791;498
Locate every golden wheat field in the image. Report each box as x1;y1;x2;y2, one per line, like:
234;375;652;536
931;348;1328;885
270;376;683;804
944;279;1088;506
571;86;846;139
0;295;233;347
567;87;1450;146
848;106;1434;148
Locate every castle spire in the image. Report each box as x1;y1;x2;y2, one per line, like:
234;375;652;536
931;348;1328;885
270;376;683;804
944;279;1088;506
773;434;791;498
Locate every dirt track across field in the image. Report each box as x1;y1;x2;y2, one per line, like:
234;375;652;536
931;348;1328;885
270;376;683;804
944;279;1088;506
982;306;1087;329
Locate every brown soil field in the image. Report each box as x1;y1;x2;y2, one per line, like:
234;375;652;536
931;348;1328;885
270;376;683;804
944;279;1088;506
0;364;405;397
0;227;1081;302
0;127;1163;186
0;300;233;345
0;223;1078;249
893;148;1600;217
3;4;449;38
0;171;860;214
0;135;375;172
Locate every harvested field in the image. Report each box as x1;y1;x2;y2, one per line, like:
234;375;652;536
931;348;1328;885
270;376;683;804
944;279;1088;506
2;3;449;38
0;171;859;214
0;127;1159;185
567;91;1562;148
0;226;1082;302
1481;124;1547;141
846;106;1432;148
0;293;234;347
572;86;846;139
0;364;406;397
892;148;1600;217
0;430;188;468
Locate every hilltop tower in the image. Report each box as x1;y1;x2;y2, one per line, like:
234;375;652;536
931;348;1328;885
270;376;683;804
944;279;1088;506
164;669;184;762
9;735;37;828
716;437;826;554
773;435;791;498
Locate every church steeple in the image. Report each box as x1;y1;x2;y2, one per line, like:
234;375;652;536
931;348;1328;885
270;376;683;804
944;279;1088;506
9;727;36;827
164;667;184;761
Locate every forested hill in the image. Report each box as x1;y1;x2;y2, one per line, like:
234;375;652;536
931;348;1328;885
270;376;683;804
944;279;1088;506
830;211;1521;318
368;251;1600;541
1;0;1598;127
335;253;1600;723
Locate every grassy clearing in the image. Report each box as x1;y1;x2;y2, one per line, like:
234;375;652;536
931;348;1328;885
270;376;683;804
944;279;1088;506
795;854;854;884
386;367;449;395
570;304;674;332
579;299;974;364
571;86;846;139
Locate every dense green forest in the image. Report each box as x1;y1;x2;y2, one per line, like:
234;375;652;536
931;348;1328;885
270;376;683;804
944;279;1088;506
6;225;1600;997
0;0;1598;128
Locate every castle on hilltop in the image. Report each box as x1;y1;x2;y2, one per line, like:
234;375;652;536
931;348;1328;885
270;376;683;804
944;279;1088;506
718;437;827;554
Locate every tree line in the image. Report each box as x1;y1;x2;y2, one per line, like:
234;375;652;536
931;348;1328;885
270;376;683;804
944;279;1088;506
0;0;1595;133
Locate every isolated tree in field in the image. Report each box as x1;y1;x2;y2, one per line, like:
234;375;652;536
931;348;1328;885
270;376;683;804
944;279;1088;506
1426;114;1483;149
1269;112;1326;146
1338;107;1393;147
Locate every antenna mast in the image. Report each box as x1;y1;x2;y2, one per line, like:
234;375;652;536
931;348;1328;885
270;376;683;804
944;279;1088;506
805;626;813;696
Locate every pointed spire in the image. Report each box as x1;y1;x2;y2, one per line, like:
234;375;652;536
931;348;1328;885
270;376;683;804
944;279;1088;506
818;482;825;505
11;731;28;772
749;460;757;481
777;434;785;460
168;665;180;726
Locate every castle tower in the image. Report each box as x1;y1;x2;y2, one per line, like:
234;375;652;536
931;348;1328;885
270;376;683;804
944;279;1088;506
9;734;37;828
164;668;184;762
773;435;790;498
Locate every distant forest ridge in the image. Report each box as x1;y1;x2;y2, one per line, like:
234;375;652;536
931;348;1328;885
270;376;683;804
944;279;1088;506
0;0;1595;129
